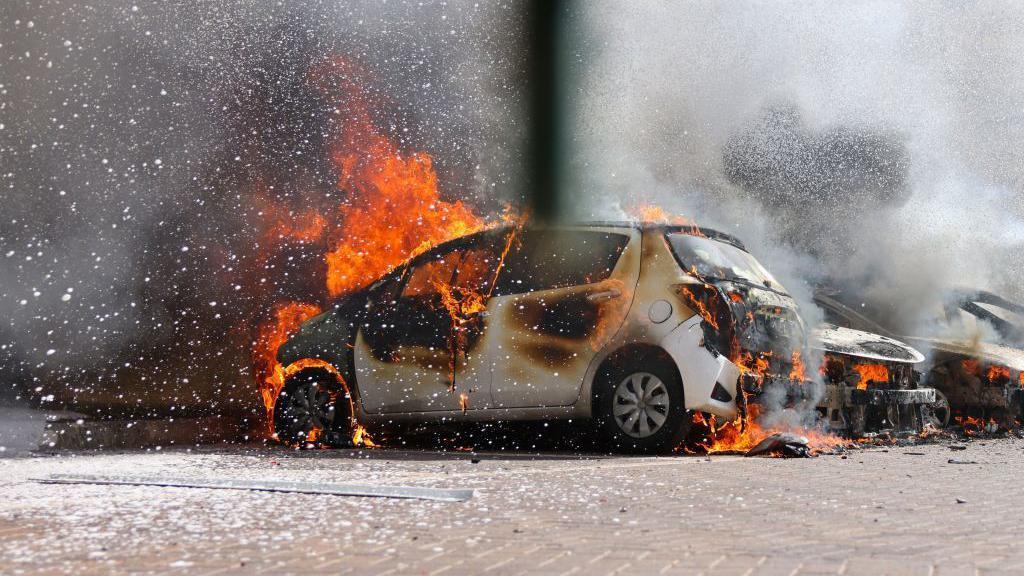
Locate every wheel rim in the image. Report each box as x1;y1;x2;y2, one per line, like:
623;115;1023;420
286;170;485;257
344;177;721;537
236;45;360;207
921;389;951;429
612;372;670;438
278;381;337;442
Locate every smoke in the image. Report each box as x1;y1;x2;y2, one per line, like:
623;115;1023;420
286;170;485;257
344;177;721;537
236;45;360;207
0;1;523;418
569;1;1024;340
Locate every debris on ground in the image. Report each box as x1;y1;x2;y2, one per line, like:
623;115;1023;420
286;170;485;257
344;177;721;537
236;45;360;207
32;474;474;502
947;459;979;465
745;432;811;458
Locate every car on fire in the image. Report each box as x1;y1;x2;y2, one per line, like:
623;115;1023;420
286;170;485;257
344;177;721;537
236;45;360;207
815;287;1024;430
274;222;932;453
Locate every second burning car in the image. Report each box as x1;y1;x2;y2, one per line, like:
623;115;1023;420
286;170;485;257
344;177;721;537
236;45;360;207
274;221;931;453
816;288;1024;430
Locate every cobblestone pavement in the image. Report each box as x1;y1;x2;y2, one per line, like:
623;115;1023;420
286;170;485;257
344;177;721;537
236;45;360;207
2;438;1023;575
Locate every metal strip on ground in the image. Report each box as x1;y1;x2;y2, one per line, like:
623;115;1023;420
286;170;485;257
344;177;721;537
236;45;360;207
32;474;474;502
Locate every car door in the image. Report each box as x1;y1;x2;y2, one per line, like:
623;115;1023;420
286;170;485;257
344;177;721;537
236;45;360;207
353;233;505;414
483;227;639;408
435;232;506;411
353;245;461;414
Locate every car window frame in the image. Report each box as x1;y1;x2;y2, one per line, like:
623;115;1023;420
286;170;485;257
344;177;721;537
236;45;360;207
371;229;498;305
490;228;630;298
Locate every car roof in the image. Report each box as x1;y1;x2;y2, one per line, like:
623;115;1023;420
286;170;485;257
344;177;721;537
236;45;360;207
563;221;747;251
402;220;748;270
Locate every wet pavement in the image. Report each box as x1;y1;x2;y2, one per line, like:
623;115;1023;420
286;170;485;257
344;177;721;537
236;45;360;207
2;439;1023;575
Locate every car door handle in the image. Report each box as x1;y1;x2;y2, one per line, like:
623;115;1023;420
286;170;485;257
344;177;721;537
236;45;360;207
586;288;622;303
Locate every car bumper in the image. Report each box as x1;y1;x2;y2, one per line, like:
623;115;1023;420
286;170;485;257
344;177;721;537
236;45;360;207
660;315;742;420
848;387;936;406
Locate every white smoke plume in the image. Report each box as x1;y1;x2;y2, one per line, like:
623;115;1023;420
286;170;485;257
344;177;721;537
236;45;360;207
569;1;1024;340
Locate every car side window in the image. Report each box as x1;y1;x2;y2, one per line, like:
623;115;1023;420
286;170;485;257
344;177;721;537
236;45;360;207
402;252;458;298
451;240;503;295
492;230;629;296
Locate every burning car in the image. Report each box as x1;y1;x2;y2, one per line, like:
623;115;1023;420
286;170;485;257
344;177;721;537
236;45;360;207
815;288;1024;430
811;325;930;437
272;221;931;453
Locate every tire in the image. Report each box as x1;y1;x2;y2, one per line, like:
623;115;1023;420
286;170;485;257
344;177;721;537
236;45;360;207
594;359;689;454
273;368;352;446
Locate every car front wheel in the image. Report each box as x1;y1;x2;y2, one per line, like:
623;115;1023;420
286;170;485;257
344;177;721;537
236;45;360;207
595;362;689;454
273;369;351;447
921;388;951;429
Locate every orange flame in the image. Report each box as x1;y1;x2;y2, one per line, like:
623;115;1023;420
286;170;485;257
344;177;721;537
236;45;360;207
698;405;847;455
313;57;486;298
253;301;323;428
789;349;806;381
589;278;629;352
737;351;772;379
352;424;377;448
255;190;329;246
627;204;704;236
435;280;488;392
961;358;980;375
674;284;720;330
954;415;997;436
987;364;1011;383
852;364;889;391
251;55;494;446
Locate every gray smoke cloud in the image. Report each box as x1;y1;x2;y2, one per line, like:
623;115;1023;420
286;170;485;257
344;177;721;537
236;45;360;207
0;1;523;417
569;1;1024;339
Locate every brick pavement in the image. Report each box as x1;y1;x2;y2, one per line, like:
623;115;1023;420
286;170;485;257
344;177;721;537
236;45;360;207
1;439;1023;575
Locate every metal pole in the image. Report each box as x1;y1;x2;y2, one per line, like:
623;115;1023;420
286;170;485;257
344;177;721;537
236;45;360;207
525;0;568;222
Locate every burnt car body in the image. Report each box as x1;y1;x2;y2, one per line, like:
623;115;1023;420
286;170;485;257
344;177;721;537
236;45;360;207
815;288;1024;429
811;324;930;437
274;222;929;452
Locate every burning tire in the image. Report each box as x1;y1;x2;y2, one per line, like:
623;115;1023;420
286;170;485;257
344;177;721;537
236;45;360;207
273;368;351;447
595;360;689;454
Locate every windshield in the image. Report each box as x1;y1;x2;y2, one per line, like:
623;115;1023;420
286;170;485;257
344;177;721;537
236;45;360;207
667;233;784;292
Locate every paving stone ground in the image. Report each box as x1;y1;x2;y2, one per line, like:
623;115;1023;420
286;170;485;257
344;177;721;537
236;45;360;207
1;438;1022;575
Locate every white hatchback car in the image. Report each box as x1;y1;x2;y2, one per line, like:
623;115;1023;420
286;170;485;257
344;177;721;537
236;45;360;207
274;222;921;452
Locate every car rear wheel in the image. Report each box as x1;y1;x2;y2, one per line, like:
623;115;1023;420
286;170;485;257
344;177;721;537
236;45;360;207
595;361;689;454
273;369;351;447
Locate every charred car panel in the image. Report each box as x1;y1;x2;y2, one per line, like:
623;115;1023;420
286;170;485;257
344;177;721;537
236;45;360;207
813;325;932;436
815;289;1024;429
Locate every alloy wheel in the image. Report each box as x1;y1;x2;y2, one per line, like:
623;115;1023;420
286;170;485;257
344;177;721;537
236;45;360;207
612;372;670;438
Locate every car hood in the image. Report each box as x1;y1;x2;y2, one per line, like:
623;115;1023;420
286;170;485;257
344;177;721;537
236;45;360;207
275;291;369;366
811;324;925;364
905;336;1024;371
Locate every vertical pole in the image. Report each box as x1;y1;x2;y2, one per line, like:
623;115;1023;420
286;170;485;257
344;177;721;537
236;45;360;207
525;0;566;222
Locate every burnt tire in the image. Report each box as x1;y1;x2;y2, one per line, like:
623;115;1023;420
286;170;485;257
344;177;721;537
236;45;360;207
273;368;351;447
594;360;689;455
